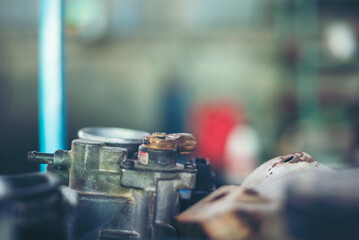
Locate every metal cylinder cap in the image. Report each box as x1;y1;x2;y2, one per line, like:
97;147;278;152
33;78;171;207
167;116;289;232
78;127;150;144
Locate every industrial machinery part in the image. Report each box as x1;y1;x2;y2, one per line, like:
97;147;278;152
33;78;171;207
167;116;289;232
179;158;216;212
36;127;150;185
175;152;331;240
78;127;149;159
0;172;77;240
240;152;332;201
284;169;359;240
120;132;197;239
28;127;197;240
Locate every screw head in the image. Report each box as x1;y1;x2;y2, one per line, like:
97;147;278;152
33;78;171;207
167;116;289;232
184;162;196;169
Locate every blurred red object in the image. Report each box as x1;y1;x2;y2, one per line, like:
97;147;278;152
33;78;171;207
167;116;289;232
188;101;245;170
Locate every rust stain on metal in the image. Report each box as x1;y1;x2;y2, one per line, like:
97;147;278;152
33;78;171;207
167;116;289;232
142;133;196;154
272;152;315;168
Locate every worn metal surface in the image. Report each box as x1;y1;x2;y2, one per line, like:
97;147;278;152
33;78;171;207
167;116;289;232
78;127;149;158
240;152;332;201
120;132;197;239
28;128;197;239
176;152;331;240
179;158;216;212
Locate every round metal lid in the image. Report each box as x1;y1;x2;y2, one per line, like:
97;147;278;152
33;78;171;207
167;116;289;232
78;127;150;144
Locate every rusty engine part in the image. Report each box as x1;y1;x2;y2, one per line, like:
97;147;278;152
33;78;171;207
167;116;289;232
27;127;197;240
0;172;77;240
240;152;332;201
175;152;332;240
284;168;359;240
78;127;149;159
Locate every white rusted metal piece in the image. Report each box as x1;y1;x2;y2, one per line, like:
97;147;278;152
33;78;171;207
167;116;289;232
176;152;332;240
241;152;332;200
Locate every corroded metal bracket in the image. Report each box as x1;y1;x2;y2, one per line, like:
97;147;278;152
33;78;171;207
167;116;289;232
142;132;196;154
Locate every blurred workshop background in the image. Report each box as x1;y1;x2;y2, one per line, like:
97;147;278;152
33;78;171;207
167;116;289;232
0;0;359;181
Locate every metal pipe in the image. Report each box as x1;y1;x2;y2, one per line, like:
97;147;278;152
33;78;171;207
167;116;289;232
27;151;54;165
38;0;67;172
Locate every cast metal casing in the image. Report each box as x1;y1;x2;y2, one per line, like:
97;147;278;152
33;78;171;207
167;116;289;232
27;128;197;240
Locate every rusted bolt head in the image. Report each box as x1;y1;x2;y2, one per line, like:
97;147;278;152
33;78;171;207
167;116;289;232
185;162;196;169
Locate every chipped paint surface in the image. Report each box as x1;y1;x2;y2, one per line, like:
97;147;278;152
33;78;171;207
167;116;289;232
272;152;315;168
241;152;331;200
176;152;333;240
